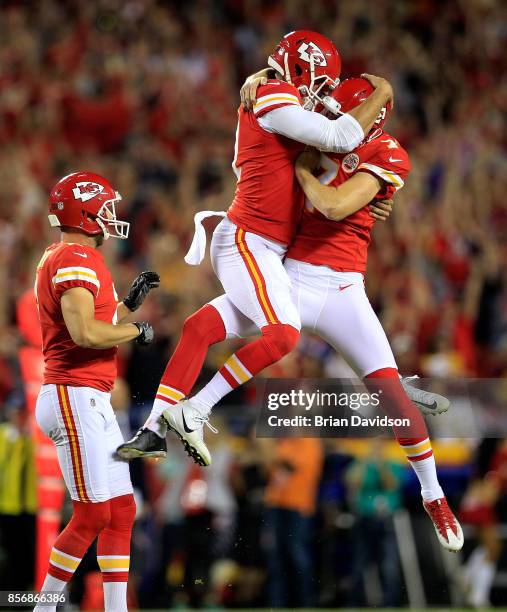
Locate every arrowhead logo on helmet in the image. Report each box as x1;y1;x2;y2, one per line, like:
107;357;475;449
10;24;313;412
72;182;105;202
297;42;327;67
49;171;130;240
268;30;341;111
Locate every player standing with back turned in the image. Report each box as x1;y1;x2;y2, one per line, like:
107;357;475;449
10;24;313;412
33;172;159;612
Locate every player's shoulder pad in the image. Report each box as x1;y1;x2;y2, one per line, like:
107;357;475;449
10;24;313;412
358;131;411;191
52;244;101;294
254;79;302;118
55;243;100;268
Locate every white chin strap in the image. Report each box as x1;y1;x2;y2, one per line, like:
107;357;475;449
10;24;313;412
321;95;342;117
96;193;130;240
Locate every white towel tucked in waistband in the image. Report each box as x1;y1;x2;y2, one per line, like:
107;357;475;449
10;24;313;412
184;210;227;265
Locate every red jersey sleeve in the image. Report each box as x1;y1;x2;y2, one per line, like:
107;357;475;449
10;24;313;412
358;136;411;193
253;80;302;118
52;249;101;300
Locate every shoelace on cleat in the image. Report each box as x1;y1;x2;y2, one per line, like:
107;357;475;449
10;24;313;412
193;412;219;434
428;500;457;538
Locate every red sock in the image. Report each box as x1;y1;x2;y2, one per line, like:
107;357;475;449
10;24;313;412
194;324;300;408
158;304;226;398
218;324;299;389
364;367;430;453
97;494;136;583
48;500;111;582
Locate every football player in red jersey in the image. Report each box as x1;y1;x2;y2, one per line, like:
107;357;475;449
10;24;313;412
207;78;462;552
118;30;394;466
34;172;159;612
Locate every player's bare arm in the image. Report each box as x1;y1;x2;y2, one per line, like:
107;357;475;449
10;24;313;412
61;287;152;349
295;150;383;221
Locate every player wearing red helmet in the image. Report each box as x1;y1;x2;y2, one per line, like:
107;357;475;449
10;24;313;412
118;31;394;466
48;171;130;242
267;30;342;110
34;172;159;611
319;76;392;125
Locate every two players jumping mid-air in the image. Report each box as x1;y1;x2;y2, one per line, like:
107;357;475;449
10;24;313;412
34;28;462;611
118;30;463;553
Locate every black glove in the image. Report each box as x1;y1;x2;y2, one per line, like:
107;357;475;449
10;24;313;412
123;271;160;312
133;321;154;345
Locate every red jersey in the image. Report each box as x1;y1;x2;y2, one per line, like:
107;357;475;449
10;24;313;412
35;242;119;392
227;80;305;246
287;130;411;273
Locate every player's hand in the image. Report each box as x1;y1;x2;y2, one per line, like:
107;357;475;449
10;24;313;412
240;68;270;111
296;148;321;173
369;199;393;221
361;73;394;107
123;271;160;312
133;321;154;345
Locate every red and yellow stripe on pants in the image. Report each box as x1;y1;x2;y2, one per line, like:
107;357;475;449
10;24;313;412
49;547;81;581
399;437;433;462
235;228;279;325
57;385;90;502
98;555;130;582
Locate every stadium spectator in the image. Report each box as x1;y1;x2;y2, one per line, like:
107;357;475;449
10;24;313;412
263;437;324;607
346;440;405;607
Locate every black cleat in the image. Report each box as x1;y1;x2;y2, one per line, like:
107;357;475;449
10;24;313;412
116;428;167;460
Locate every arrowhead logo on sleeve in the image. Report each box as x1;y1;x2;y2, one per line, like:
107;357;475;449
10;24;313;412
72;182;105;202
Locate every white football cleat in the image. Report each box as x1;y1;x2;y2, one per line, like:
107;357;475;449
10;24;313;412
402;375;450;416
162;398;216;466
423;497;464;552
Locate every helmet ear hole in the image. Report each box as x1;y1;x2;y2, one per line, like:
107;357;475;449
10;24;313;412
294;63;303;77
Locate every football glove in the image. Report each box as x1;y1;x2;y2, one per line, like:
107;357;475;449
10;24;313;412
133;321;154;345
123;271;160;312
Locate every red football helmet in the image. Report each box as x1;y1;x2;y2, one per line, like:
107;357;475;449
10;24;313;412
48;172;129;240
268;30;341;110
321;76;392;131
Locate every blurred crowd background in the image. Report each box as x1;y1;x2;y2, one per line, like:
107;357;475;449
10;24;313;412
0;0;506;609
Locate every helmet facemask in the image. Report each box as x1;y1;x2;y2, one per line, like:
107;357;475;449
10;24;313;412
95;192;130;240
302;55;340;111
